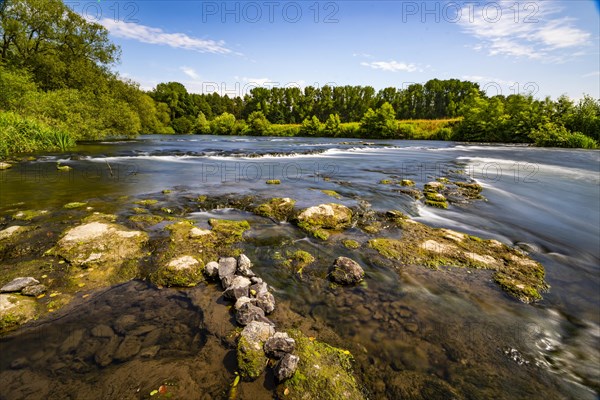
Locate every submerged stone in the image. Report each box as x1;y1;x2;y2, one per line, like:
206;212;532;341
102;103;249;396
296;203;352;240
254;197;296;221
329;257;365;285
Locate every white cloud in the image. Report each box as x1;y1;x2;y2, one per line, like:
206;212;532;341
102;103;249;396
459;1;591;62
361;61;418;72
582;71;600;78
181;66;200;80
239;76;272;86
461;75;516;86
100;19;232;54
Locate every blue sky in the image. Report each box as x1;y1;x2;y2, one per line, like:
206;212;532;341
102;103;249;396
77;0;599;99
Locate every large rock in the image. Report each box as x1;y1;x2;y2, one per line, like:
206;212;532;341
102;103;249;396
204;261;219;279
54;221;148;278
21;284;47;297
264;332;296;359
0;277;40;293
237;321;275;380
0;162;12;170
329;257;365;285
274;353;300;382
218;257;237;281
254;197;296;221
237;254;254;277
256;291;276;314
0;294;37;332
296;203;352;240
236;302;271;326
152;255;204;287
0;226;25;241
223;276;251;300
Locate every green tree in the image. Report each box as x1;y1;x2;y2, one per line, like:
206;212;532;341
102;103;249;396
193;112;211;134
360;102;397;137
211;112;236;135
300;115;322;136
323;113;341;136
246;111;271;135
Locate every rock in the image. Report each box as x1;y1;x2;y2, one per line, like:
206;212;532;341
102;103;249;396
274;353;300;381
218;257;237;281
256;291;276;314
237;321;275;380
264;332;296;358
223;276;251;300
12;210;48;221
142;328;162;347
204;261;219;279
10;357;29;369
59;329;85;354
94;336;120;367
0;277;40;293
55;222;148;288
221;275;236;289
296;203;352;240
249;281;268;297
189;227;213;238
236;302;271;326
424;181;444;191
0;162;12;170
114;314;137;334
114;336;142;361
0;294;36;332
329;257;365;285
0;226;25;241
139;345;160;358
129;324;157;336
400;179;415;186
91;324;115;338
250;277;263;284
234;296;256;311
254;197;296;221
153;255;204;287
21;284;47;296
237;254;254;276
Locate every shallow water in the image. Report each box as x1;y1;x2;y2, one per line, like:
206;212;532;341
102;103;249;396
0;136;598;399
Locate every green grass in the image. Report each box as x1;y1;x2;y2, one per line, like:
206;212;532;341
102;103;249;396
0;111;76;157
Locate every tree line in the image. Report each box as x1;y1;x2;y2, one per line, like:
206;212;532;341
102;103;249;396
1;0;598;156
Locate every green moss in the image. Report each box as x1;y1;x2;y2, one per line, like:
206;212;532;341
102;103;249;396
283;250;315;274
160;207;173;214
132;207;147;214
436;177;450;183
424;182;445;192
455;181;484;200
162;189;172;194
366;218;548;303
298;222;330;240
63;202;87;209
424;191;446;202
128;214;164;226
133;199;158;206
254;197;296;221
278;331;363;400
379;179;393;185
425;200;448;209
342;239;360;249
237;335;268;380
196;195;207;202
296;204;352;240
0;313;21;332
400;179;415;186
368;238;404;260
321;190;341;199
266;179;281;185
12;210;48;220
362;222;382;234
152;256;205;287
209;219;250;240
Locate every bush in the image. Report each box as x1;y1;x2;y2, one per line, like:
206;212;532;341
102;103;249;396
529;122;598;149
300;116;323;136
246;111;271;135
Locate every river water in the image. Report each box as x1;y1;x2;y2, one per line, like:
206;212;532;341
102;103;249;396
0;135;598;399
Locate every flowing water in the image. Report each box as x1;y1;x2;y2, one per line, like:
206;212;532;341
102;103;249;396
0;135;598;399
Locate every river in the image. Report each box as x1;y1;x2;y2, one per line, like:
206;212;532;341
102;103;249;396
0;135;598;399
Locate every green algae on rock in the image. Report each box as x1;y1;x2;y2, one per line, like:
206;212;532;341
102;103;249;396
342;239;360;249
296;203;352;240
320;189;342;199
276;330;364;400
254;198;296;221
400;179;415;186
266;179;281;185
0;293;37;333
379;179;393;185
12;210;48;221
63;202;87;209
152;255;204;287
208;219;250;243
128;214;165;227
283;250;315;275
367;218;548;303
237;321;275;380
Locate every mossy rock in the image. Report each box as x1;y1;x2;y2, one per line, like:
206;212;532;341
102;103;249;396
133;199;159;206
283;250;315;274
367;219;548;303
128;214;165;227
208;219;250;242
396;188;423;199
12;210;48;221
53;222;148;290
455;181;484;200
321;190;341;199
151;255;204;287
277;330;364;400
342;239;360;249
379;179;393;185
237;321;275;380
63;202;87;209
425;200;448;209
266;180;281;185
0;294;37;334
296;204;352;241
255;198;296;221
400;179;415;186
361;222;382;234
424;182;444;192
